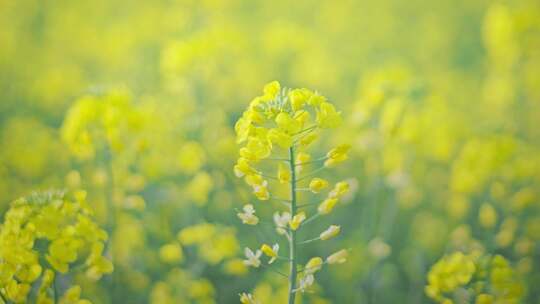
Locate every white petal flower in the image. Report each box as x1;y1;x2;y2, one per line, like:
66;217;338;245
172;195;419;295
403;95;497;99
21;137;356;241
239;292;260;304
243;247;262;268
269;243;279;264
273;211;291;235
294;274;314;293
320;225;341;240
237;204;259;225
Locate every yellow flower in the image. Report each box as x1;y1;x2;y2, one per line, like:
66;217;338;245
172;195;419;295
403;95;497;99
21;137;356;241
275;112;301;134
307;93;326;106
16;263;42;283
47;237;82;273
294;110;311;126
267;128;293;149
309;178;329;193
318;198;338;215
295;152;311;173
235;116;253;143
85;242;114;280
299;132;319;147
237;204;259;225
177;223;216;245
260;243;279;264
244;174;265;188
320;225;341;240
239;292;259;304
304;257;323;274
223;259;248;276
289;212;306;230
296;152;311;164
479;203;497;229
317;101;342;128
59;285;84;304
329;181;350;199
278;163;291;184
475;294;494;304
253;184;270;201
289;88;313;111
242;137;271;161
234;158;256;178
5;280;31;303
425;252;476;300
159;243;184;264
325;144;351;167
178;141;206;173
263;81;280;100
326;249;348;264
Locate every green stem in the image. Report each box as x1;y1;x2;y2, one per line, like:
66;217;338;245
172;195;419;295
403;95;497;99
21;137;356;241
53;273;58;304
104;145;116;303
0;290;9;304
296;166;326;182
299;236;321;245
287;146;298;304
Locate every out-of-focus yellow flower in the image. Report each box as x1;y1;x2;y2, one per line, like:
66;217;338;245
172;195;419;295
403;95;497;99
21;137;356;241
367;237;391;259
479;203;497;229
326;249;348;264
186;171;214;205
223;259;248;276
59;285;91;304
159;243;184;264
178;223;216;245
178;141;206;173
329;181;349;199
0;190;111;303
425;252;476;301
5;280;31;303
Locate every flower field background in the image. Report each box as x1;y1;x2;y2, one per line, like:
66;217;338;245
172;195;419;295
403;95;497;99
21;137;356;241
1;0;539;303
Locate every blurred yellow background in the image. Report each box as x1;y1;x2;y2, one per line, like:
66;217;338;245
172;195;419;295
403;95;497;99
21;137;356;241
0;0;539;303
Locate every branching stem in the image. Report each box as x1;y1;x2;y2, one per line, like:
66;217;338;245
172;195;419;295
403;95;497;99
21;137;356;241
299;237;321;245
296;166;326;182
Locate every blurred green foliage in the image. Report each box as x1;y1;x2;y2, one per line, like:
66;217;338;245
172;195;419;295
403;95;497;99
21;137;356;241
0;0;539;303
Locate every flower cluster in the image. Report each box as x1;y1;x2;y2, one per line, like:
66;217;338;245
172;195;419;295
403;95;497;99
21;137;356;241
61;89;145;160
234;81;351;303
0;190;113;303
425;251;524;304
